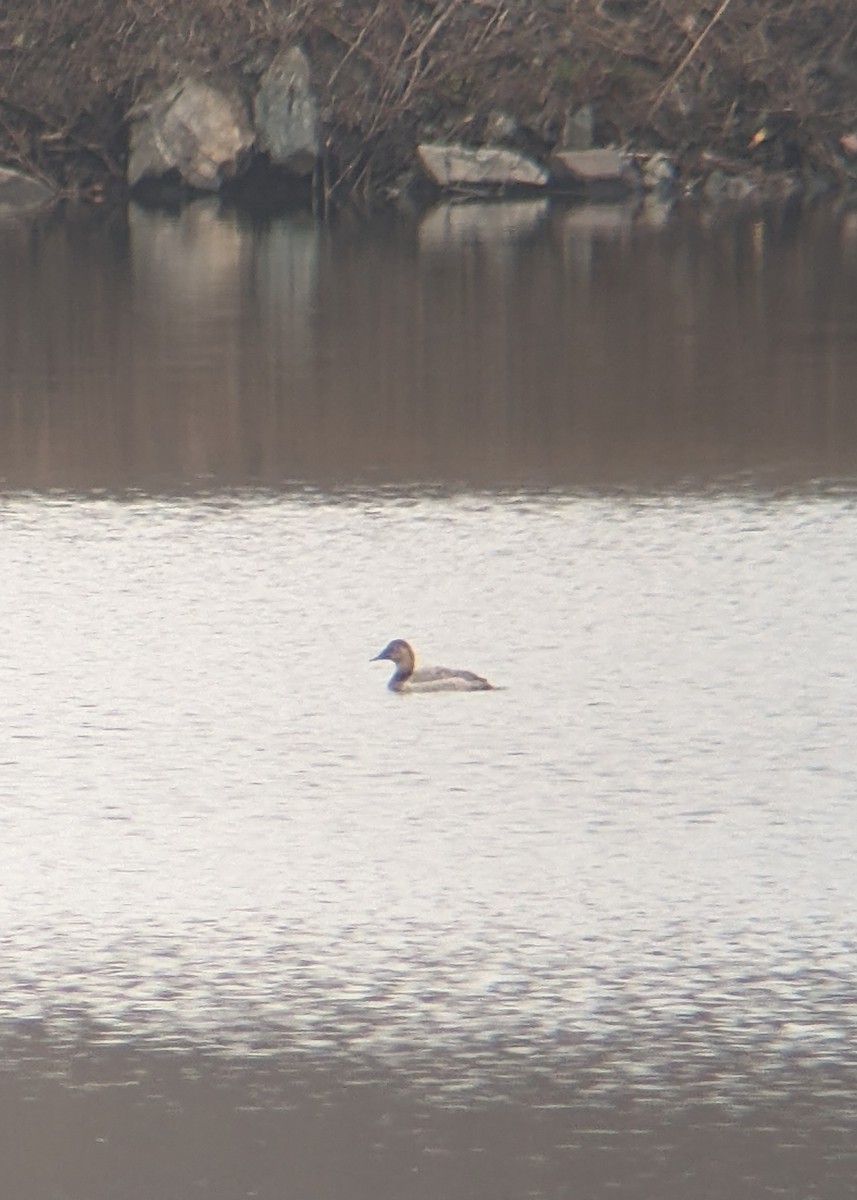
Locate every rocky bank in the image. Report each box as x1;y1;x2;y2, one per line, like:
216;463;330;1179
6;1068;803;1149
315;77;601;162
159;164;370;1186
2;0;857;213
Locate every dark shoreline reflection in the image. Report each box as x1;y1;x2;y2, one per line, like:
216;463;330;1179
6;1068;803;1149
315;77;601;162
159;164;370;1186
2;1021;856;1200
3;202;857;493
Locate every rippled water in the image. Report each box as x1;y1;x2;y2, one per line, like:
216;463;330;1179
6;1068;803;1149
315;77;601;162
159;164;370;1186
2;200;857;1198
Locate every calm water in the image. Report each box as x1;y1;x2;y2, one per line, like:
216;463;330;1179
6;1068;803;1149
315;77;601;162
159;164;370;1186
2;198;857;1200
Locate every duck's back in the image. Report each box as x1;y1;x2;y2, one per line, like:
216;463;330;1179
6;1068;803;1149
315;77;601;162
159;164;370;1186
401;665;494;693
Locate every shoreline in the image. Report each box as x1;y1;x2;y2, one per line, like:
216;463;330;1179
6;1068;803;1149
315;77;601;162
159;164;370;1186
2;1;857;212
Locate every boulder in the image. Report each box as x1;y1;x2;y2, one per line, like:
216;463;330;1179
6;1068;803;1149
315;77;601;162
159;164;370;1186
253;46;319;176
128;80;254;191
0;166;56;213
417;142;548;192
549;148;640;196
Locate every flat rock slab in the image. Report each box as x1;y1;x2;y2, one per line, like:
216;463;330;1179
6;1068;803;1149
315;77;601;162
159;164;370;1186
0;166;56;213
550;148;640;195
417;143;548;191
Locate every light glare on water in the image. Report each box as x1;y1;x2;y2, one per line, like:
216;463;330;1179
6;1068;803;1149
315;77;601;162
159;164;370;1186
3;495;857;1051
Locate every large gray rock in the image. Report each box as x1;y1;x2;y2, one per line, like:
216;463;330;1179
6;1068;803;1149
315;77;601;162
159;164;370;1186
0;166;56;213
417;142;548;191
128;80;254;191
549;148;640;196
253;46;319;176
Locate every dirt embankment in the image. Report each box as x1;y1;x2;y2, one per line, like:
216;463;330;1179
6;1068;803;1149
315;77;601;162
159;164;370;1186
2;0;857;203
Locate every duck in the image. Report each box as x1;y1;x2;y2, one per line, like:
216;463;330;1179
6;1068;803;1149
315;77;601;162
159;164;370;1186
371;638;494;693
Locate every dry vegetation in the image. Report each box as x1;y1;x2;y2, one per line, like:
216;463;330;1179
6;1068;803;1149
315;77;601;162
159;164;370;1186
2;0;857;198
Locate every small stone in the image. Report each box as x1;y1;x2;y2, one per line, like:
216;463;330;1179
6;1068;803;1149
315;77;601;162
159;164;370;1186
484;110;519;144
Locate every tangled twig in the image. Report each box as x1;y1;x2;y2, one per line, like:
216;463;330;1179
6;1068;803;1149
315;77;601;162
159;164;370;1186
647;0;737;120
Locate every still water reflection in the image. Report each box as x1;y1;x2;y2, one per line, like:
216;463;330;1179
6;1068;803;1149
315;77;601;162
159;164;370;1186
3;198;857;491
2;201;857;1199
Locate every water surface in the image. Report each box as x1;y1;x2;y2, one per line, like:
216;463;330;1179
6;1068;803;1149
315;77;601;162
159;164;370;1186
4;199;857;491
2;200;857;1199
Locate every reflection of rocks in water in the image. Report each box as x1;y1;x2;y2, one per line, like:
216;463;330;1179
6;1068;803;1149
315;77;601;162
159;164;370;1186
418;200;549;249
130;200;249;312
129;200;318;367
129;200;254;444
5;206;857;491
253;217;321;353
125;202;320;485
0;205;324;490
551;202;639;277
555;201;638;239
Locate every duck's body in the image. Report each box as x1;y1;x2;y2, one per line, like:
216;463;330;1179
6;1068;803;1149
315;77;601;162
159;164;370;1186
372;639;494;693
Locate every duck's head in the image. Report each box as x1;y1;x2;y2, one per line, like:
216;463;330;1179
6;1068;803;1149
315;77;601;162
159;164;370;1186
371;639;415;669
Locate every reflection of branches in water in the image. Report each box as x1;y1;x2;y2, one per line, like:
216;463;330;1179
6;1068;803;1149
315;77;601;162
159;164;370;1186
1;0;856;190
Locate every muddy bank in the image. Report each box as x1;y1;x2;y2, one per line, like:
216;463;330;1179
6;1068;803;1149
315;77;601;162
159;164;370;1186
2;0;857;209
